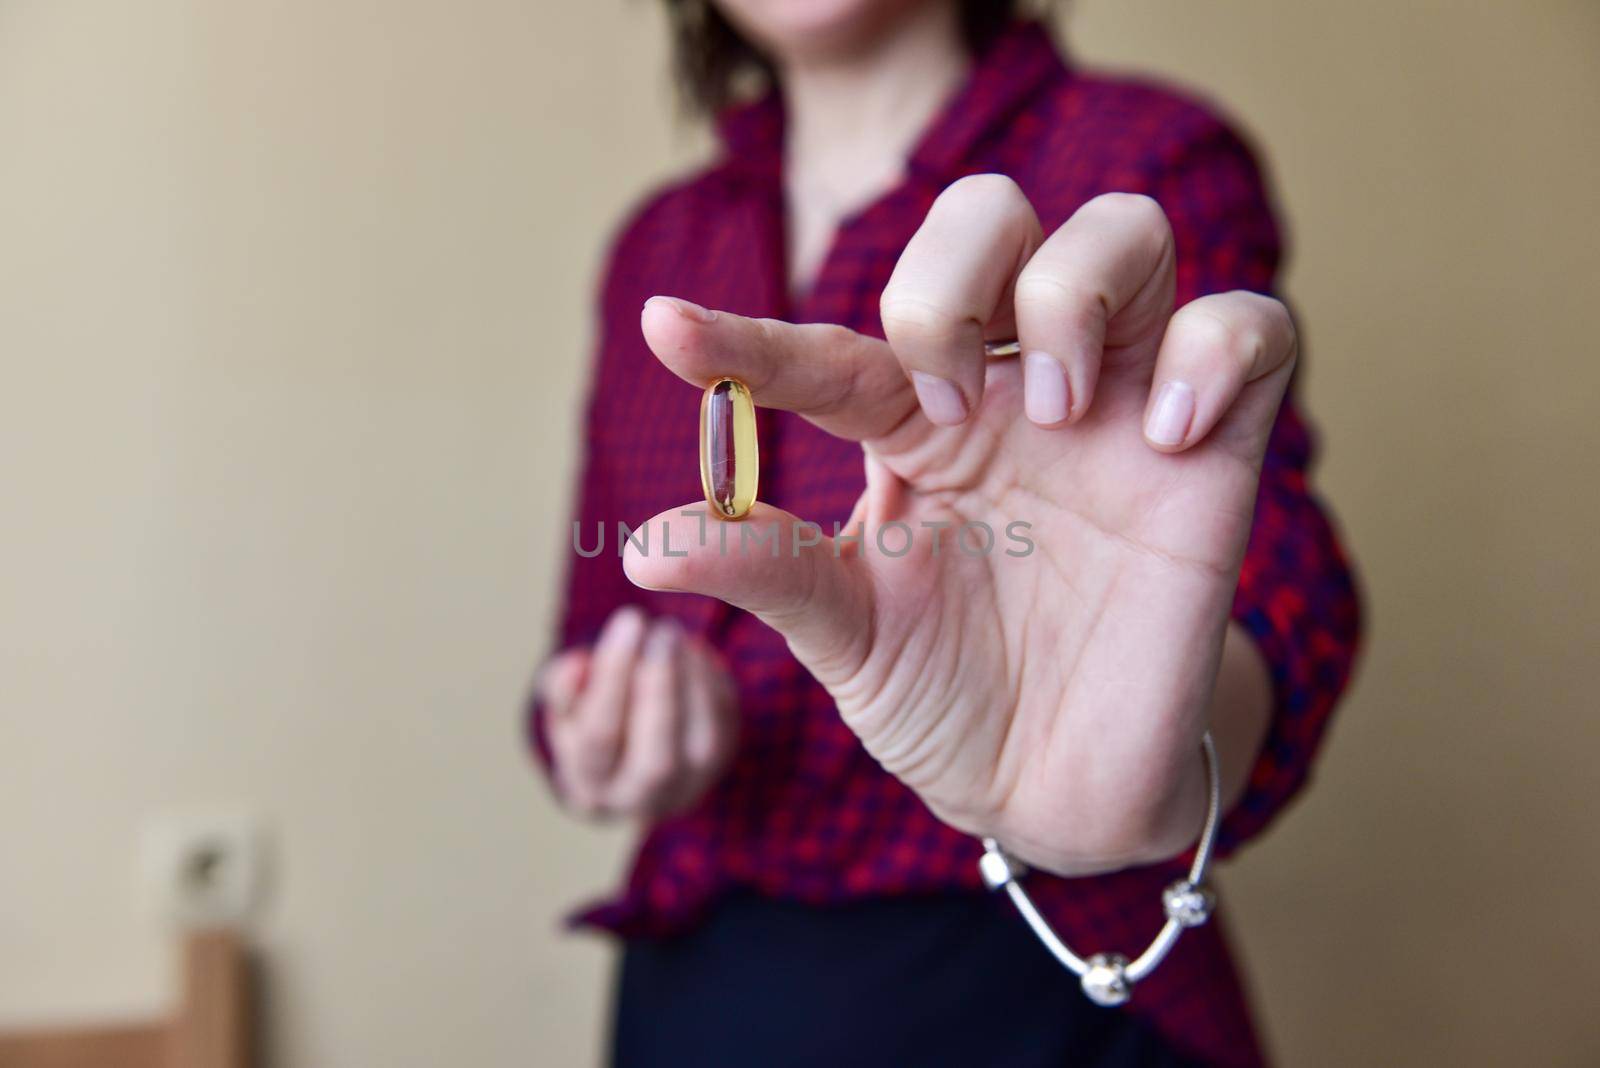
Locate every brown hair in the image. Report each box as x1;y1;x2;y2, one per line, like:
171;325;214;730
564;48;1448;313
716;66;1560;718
661;1;1027;114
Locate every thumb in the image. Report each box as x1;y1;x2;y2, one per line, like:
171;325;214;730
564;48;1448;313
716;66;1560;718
621;502;873;681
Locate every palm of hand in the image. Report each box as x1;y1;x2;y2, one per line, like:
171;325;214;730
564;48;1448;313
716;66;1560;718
830;349;1259;871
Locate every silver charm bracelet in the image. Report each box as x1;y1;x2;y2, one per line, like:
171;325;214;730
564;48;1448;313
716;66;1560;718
978;731;1221;1007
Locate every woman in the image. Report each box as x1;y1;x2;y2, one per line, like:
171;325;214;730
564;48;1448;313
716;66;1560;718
531;2;1360;1065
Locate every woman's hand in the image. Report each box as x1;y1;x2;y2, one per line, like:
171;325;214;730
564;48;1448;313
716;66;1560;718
626;180;1293;876
539;606;739;821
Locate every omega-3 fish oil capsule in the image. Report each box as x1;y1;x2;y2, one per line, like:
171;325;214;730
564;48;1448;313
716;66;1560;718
699;377;758;519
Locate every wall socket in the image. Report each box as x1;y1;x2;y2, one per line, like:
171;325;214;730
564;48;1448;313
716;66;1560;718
139;810;266;927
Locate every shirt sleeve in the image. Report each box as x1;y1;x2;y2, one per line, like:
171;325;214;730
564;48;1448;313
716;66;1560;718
524;219;652;776
1146;108;1364;855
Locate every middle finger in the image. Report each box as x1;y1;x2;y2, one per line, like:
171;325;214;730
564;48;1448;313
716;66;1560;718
879;173;1043;426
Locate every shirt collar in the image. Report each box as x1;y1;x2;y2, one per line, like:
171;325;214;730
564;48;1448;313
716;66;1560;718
714;20;1070;185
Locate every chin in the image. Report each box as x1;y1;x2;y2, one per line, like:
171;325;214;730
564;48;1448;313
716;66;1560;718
716;0;931;61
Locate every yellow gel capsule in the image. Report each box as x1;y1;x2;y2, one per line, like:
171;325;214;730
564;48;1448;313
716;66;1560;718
699;377;759;519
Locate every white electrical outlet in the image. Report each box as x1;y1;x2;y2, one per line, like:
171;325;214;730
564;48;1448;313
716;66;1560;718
139;810;266;927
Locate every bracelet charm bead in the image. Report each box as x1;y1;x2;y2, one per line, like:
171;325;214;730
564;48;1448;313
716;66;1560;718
699;377;758;519
1081;954;1133;1007
1161;880;1216;928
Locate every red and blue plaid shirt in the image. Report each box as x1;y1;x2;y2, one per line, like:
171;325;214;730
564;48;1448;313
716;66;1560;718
531;21;1361;1067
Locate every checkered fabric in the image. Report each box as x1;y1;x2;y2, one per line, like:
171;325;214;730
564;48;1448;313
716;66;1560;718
529;21;1361;1068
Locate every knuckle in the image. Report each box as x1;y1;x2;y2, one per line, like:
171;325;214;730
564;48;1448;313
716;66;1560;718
936;172;1028;215
1223;293;1297;373
1086;191;1166;230
1253;293;1297;344
1236;328;1268;370
879;293;975;347
1013;271;1108;324
1175;303;1248;355
1082;192;1173;259
807;321;858;351
751;316;785;349
797;323;874;412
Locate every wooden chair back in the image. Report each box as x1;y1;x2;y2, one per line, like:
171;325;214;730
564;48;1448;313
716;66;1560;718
0;930;251;1068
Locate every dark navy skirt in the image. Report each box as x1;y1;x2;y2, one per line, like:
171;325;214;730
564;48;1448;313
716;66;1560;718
610;892;1198;1067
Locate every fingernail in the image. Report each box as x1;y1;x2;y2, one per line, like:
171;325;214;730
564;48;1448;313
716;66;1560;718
645;619;681;658
911;371;968;426
1145;381;1196;446
599;605;646;650
645;295;716;323
1023;351;1070;425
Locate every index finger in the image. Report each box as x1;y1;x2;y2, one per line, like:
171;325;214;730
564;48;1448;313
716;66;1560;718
640;296;925;445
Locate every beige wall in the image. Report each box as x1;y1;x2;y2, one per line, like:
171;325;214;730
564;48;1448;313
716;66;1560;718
1;2;1596;1066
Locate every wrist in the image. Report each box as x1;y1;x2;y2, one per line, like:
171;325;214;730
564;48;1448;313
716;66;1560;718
995;738;1212;877
979;731;1224;1007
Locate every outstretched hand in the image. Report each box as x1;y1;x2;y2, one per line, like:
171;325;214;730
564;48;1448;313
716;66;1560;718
625;180;1292;875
